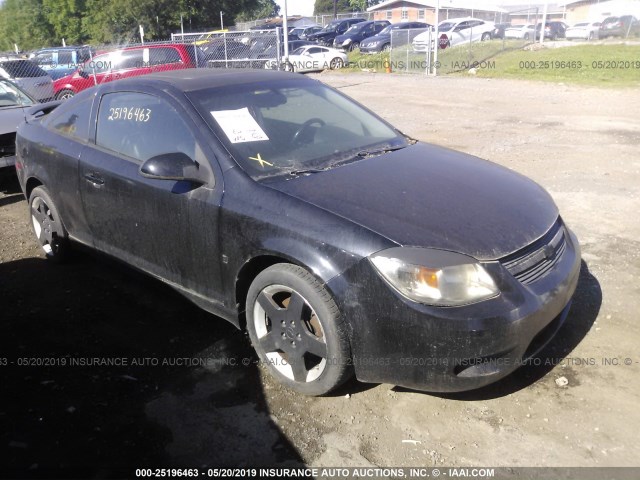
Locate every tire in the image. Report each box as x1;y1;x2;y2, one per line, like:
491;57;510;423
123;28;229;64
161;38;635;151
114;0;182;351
349;42;360;51
28;186;69;263
524;33;530;41
551;32;558;41
481;32;491;41
329;57;344;69
588;32;594;41
382;43;391;52
246;263;353;396
284;61;295;73
55;89;75;101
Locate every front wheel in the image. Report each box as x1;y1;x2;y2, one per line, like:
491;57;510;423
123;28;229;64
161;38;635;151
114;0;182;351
481;32;491;41
28;186;69;262
524;33;530;41
349;42;360;51
55;89;74;101
246;264;353;396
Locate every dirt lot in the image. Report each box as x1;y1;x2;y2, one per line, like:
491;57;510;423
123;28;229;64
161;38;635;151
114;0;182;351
1;73;639;476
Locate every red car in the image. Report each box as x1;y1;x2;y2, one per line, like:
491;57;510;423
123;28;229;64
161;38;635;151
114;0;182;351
53;43;205;100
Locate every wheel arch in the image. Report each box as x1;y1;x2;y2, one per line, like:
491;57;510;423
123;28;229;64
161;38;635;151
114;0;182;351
25;176;44;200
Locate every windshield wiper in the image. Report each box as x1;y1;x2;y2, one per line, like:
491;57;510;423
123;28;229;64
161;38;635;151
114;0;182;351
355;144;409;158
286;167;326;176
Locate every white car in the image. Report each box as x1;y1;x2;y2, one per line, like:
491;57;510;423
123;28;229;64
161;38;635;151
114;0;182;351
413;17;494;51
504;24;536;40
265;45;348;73
566;21;601;40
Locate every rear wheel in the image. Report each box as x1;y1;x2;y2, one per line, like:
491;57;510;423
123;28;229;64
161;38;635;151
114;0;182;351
28;186;69;263
246;264;352;396
55;89;74;101
329;57;344;69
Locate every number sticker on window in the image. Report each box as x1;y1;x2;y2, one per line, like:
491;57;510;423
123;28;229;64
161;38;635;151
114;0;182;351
107;107;151;122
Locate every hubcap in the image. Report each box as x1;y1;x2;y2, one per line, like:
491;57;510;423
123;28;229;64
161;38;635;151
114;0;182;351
31;197;58;255
254;285;327;382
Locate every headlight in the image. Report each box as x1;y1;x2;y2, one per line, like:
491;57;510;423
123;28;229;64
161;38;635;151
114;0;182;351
369;247;499;306
342;38;352;46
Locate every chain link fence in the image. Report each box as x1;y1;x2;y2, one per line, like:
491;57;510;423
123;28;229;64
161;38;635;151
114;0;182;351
1;30;287;103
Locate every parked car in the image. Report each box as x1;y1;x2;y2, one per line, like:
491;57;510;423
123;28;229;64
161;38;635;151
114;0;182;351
0;59;54;102
504;24;536;40
413;17;494;51
298;25;323;40
599;15;640;38
16;69;580;396
257;40;314;60
333;20;390;51
361;22;431;53
200;39;251;67
53;43;205;100
535;21;568;40
307;18;367;46
491;23;512;39
265;45;347;72
0;78;36;170
30;46;94;81
566;21;601;40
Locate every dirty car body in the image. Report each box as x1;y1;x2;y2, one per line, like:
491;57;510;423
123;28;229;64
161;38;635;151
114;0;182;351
0;78;37;169
16;70;580;394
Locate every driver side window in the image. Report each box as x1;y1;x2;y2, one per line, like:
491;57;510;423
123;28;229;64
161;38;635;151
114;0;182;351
95;92;197;163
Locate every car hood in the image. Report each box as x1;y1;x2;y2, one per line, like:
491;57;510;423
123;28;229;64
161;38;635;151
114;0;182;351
364;34;391;42
0;106;28;135
267;143;558;261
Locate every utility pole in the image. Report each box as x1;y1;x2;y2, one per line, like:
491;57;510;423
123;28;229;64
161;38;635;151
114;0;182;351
220;11;224;30
333;0;337;19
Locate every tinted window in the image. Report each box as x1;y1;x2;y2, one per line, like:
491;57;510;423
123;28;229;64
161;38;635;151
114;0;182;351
96;92;196;162
46;94;93;141
148;47;182;66
115;50;144;70
0;60;48;78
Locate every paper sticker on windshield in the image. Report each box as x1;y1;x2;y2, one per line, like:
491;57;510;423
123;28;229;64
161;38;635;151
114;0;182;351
210;108;269;143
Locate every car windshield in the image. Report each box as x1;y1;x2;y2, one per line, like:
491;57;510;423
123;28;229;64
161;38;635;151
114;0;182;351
0;79;35;107
292;47;306;55
346;23;366;33
439;22;456;32
321;22;339;33
187;79;408;180
574;23;588;27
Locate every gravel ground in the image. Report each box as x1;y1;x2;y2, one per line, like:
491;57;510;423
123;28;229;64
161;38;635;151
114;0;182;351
1;73;639;475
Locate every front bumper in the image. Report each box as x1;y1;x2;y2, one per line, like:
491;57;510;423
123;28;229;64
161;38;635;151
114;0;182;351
327;226;581;392
359;44;383;54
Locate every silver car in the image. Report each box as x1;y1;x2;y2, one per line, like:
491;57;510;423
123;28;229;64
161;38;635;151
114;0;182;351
0;59;54;102
0;78;36;169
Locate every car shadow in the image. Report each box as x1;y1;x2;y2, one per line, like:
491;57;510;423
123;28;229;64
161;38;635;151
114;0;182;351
0;170;22;195
394;260;601;400
0;253;304;476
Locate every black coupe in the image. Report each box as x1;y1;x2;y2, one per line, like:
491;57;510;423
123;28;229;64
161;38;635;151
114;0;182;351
16;70;580;395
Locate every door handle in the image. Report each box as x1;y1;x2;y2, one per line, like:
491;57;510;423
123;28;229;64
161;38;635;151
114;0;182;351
84;172;104;186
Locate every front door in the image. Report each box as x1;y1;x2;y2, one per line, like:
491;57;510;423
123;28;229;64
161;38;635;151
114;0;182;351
79;90;224;302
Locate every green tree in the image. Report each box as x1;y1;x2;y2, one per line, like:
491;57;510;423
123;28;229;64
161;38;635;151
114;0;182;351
0;0;55;51
313;0;351;15
235;0;280;22
43;0;86;45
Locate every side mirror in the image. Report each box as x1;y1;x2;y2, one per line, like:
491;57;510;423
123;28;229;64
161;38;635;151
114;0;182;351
139;152;205;184
78;69;90;79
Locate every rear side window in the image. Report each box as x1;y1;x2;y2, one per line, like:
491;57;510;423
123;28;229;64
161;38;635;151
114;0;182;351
45;94;93;141
95;92;197;163
58;51;74;65
148;47;182;66
0;60;48;78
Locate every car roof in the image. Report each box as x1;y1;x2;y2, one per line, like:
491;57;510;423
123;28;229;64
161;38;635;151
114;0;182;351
111;68;305;93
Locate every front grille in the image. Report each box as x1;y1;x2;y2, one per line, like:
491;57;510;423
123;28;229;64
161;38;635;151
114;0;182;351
501;219;566;285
